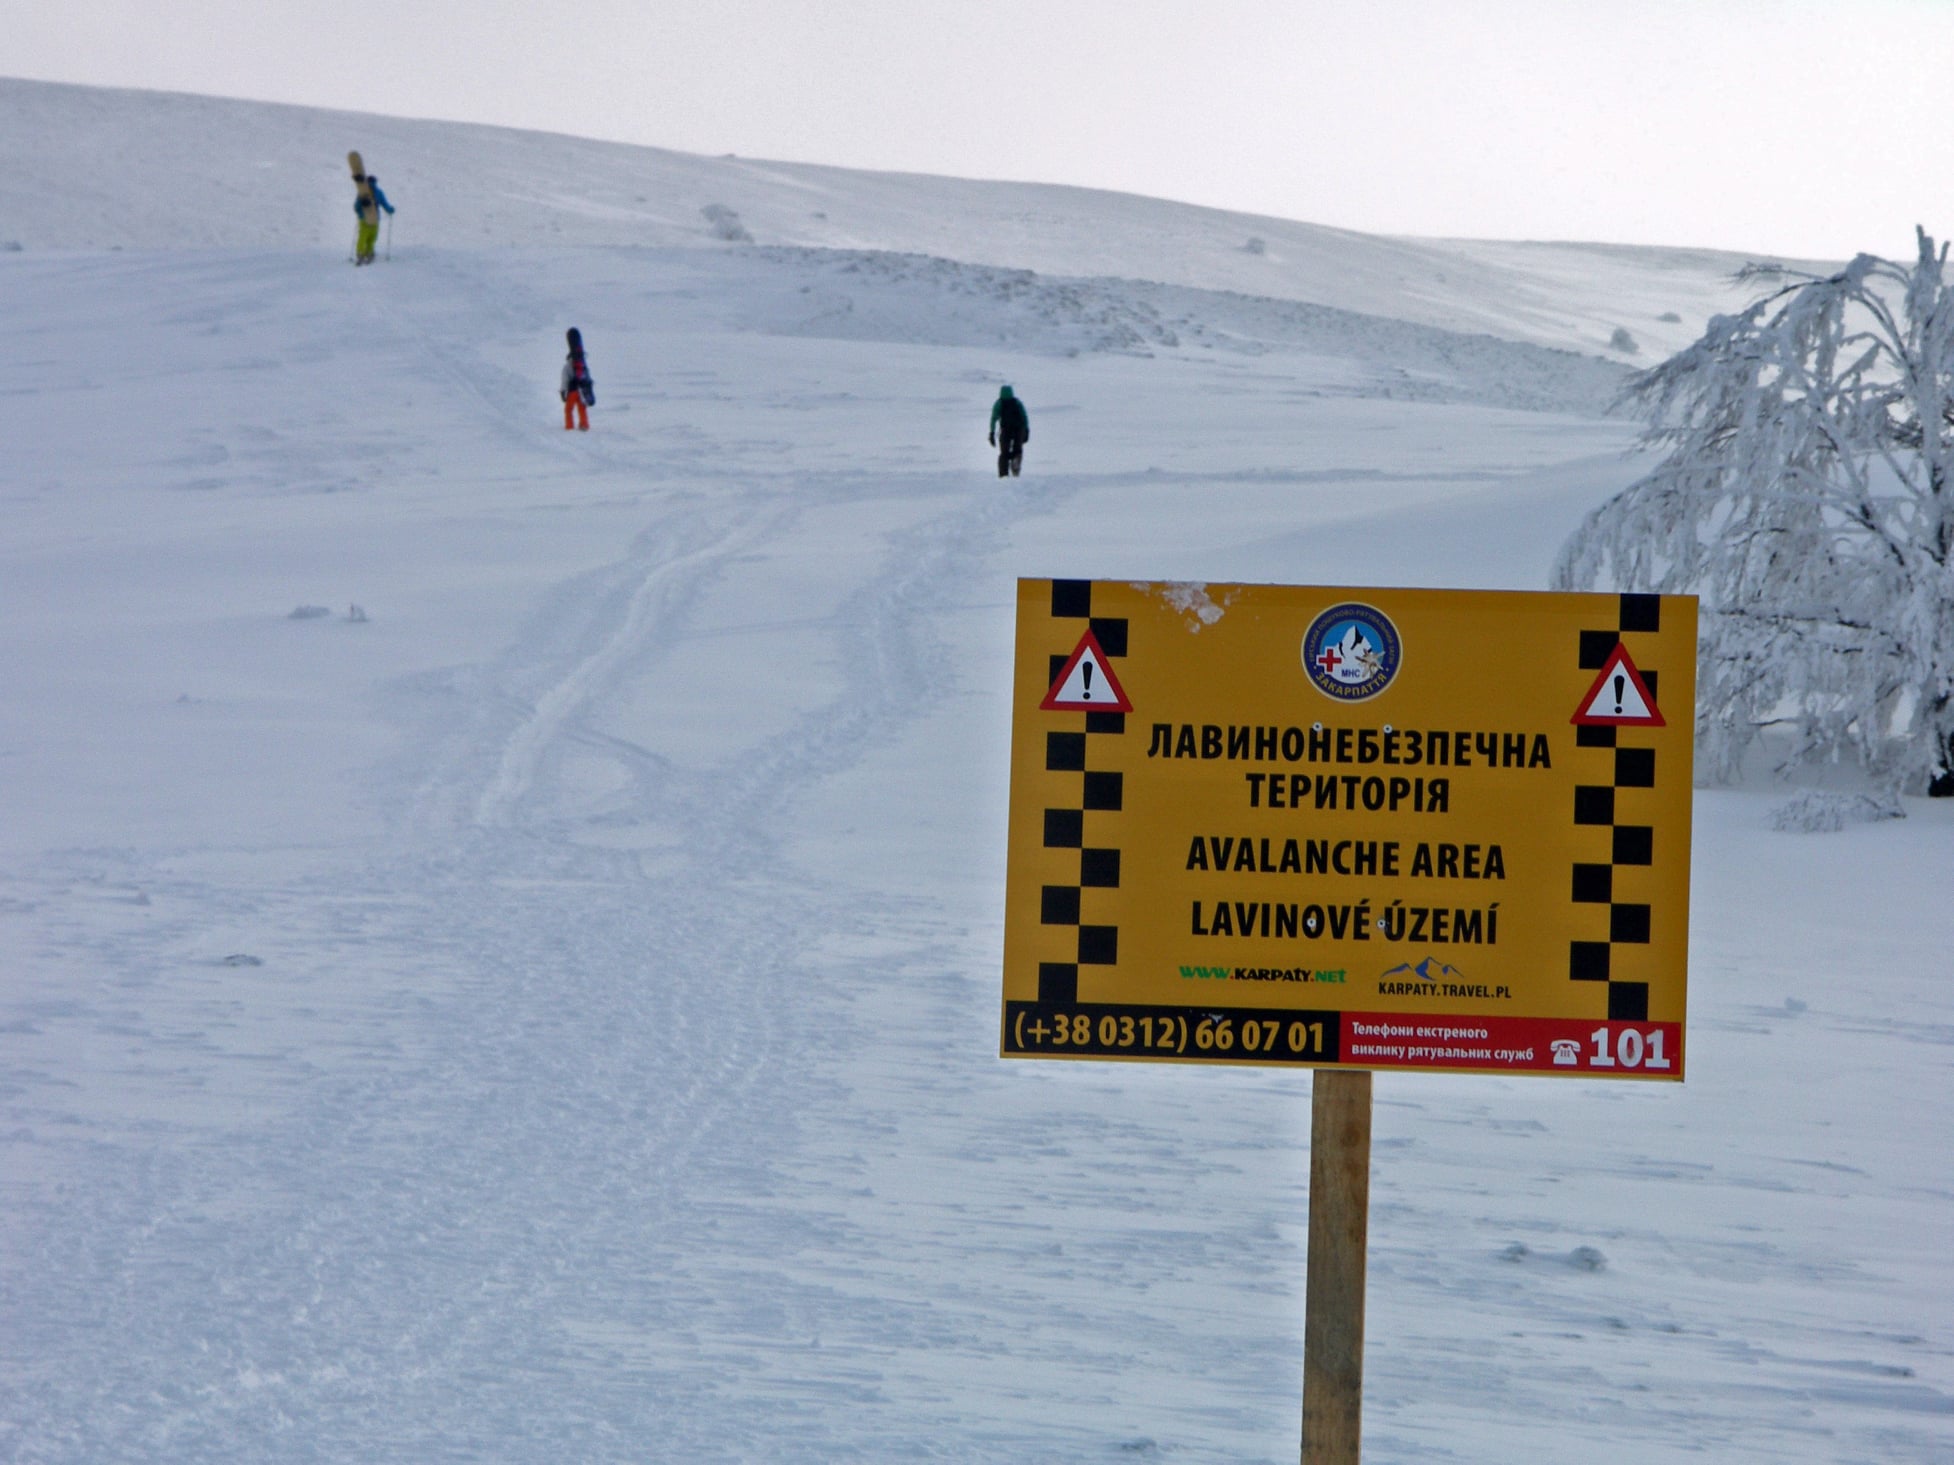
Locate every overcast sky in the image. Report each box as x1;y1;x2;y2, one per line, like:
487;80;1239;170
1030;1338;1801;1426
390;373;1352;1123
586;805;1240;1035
7;0;1948;259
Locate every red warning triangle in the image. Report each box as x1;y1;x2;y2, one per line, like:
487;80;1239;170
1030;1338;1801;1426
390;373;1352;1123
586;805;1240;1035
1041;630;1132;712
1571;644;1665;727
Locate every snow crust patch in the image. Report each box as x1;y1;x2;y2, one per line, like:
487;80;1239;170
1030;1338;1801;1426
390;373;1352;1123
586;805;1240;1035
1140;580;1235;630
1767;788;1907;832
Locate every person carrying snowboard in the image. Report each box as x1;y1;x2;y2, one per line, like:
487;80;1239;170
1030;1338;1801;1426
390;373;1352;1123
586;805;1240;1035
989;384;1028;477
561;328;595;430
351;163;394;265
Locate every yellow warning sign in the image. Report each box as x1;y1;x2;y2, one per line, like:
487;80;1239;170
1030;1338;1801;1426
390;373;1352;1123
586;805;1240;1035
1001;580;1697;1079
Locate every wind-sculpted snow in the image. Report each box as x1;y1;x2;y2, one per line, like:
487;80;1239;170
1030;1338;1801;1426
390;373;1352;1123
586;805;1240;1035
0;151;1947;1463
748;248;1187;357
733;248;1628;414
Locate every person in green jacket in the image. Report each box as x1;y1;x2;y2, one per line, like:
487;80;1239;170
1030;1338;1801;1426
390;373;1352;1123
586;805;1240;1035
989;384;1029;478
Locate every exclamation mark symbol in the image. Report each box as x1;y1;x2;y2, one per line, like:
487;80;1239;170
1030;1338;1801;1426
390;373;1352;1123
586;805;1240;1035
1613;673;1625;715
1082;660;1095;701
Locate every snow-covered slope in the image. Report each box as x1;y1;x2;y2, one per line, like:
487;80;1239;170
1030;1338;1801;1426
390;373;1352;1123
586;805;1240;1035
0;75;1808;359
0;81;1947;1465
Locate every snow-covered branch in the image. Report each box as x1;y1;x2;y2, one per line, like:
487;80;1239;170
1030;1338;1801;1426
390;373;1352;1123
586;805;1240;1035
1555;228;1954;793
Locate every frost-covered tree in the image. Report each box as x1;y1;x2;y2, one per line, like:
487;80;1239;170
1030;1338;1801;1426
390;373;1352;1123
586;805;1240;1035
1555;228;1954;794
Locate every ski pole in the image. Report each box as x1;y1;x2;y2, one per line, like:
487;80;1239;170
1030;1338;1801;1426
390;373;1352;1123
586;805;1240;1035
385;213;392;261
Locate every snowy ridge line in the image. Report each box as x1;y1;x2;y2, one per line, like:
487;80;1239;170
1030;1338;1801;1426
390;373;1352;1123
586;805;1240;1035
0;76;1779;359
474;501;791;828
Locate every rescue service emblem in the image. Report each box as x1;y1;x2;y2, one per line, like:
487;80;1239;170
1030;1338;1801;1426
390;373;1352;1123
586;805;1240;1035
1302;602;1403;701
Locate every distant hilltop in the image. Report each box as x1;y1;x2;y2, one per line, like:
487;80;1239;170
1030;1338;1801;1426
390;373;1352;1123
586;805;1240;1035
0;75;1822;358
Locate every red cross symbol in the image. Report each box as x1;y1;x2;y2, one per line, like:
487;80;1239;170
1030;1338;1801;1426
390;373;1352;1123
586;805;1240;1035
1316;645;1343;675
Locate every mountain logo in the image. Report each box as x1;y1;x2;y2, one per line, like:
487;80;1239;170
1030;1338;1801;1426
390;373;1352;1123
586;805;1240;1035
1382;956;1463;982
1302;602;1402;702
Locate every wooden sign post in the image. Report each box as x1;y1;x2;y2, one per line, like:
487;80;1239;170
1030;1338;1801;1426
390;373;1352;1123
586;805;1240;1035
1301;1069;1371;1464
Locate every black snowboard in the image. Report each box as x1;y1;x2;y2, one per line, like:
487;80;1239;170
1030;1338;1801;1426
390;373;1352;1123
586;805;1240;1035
566;328;595;405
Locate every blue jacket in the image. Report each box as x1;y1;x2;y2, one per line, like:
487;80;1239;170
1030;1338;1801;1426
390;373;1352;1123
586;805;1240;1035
353;181;395;219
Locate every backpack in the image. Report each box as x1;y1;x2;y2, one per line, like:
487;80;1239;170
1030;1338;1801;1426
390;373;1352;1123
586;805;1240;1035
996;395;1028;439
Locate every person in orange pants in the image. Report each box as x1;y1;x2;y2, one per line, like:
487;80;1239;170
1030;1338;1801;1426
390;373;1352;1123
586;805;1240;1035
561;328;594;430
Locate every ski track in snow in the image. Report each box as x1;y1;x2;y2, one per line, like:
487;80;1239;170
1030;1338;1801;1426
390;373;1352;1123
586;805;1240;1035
469;498;789;829
0;223;1948;1462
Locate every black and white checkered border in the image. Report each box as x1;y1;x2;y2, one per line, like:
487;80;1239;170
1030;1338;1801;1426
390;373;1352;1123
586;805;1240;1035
1569;593;1662;1021
1036;579;1128;1005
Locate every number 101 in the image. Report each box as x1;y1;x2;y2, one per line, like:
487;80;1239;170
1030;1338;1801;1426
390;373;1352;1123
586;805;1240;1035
1588;1025;1671;1070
